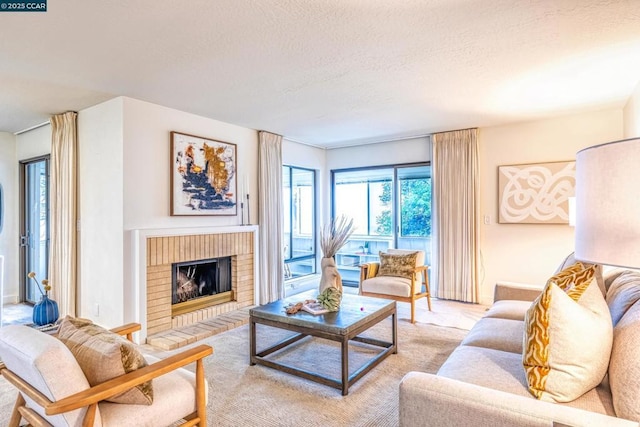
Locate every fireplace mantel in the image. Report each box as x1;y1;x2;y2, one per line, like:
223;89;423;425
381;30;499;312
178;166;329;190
131;225;259;342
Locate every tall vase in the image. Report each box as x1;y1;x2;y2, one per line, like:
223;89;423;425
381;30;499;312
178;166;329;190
319;257;342;294
318;257;343;311
33;294;59;326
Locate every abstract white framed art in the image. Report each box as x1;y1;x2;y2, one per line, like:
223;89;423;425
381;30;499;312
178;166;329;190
498;160;575;224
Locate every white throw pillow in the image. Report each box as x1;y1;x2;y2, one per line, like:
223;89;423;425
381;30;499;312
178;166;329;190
523;263;613;402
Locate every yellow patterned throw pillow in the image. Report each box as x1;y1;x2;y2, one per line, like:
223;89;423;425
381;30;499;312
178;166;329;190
378;251;418;280
523;263;612;402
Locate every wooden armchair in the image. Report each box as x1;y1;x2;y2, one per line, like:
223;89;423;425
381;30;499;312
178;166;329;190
0;322;213;427
359;249;431;323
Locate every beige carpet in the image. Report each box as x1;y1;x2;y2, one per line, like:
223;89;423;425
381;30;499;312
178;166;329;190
0;300;481;426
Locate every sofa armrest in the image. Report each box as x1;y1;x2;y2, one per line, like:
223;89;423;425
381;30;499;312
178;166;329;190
493;281;543;303
399;372;637;427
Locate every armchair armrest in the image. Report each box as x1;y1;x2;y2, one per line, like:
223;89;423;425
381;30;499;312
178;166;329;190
109;323;141;342
494;281;543;303
400;372;637;427
46;344;213;415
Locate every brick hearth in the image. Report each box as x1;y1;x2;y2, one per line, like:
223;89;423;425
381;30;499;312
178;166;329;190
145;231;255;338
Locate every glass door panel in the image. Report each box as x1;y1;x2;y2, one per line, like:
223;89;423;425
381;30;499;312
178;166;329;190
21;158;50;304
283;165;316;282
397;165;432;265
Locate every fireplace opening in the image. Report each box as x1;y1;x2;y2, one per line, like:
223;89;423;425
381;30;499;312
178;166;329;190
171;256;233;316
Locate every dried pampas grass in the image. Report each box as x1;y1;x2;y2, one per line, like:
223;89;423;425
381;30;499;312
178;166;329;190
320;215;355;258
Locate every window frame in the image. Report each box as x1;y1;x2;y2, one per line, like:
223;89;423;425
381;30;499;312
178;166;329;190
282;164;317;278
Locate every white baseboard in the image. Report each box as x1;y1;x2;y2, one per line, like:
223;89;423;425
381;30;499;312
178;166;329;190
2;295;19;305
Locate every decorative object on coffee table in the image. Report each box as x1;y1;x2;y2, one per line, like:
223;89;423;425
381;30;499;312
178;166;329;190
28;272;59;326
318;215;354;310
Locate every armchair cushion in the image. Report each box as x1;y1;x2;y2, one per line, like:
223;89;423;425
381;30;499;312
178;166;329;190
361;275;413;297
58;316;153;405
378;251;418;280
0;325;99;427
98;355;204;427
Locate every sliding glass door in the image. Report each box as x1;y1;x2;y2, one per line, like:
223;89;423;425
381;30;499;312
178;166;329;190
332;163;431;285
20;157;50;304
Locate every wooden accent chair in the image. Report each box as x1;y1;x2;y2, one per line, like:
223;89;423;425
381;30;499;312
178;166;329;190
359;249;431;323
0;322;213;427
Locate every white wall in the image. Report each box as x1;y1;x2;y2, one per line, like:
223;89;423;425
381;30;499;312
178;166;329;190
283;138;327;220
16;124;50;161
78;98;125;326
623;81;640;138
0;132;18;304
122;97;259;230
326;137;430;171
479;109;623;304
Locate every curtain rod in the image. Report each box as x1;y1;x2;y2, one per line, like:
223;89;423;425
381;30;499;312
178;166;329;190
15;120;50;135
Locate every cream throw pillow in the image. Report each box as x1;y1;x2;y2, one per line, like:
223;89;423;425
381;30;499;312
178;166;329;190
523;263;612;402
378;251;418;280
58;316;154;405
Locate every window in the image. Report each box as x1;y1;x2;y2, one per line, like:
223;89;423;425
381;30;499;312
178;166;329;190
283;165;316;280
332;164;431;285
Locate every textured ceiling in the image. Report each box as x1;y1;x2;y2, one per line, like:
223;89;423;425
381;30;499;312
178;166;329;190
2;0;640;147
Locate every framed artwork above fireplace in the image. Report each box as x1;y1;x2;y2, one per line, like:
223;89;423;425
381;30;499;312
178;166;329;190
170;131;238;216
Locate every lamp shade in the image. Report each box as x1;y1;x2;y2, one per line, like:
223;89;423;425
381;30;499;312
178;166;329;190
575;138;640;269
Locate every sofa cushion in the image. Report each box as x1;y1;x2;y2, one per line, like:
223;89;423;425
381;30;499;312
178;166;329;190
460;317;524;354
438;345;531;397
484;300;531;321
378;251;418;280
438;345;616;417
606;270;640;326
523;263;612;403
609;300;640;422
0;325;101;426
57;316;153;405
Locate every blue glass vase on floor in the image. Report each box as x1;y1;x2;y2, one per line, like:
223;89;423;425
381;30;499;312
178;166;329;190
33;294;59;326
27;272;60;326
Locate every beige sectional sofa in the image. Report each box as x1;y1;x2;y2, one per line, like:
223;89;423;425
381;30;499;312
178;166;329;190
399;266;640;427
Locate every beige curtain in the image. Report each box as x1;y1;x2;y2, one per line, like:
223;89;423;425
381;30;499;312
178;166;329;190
432;128;479;303
258;131;284;304
49;112;78;316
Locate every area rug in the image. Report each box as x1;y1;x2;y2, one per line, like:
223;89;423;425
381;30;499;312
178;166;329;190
0;318;467;426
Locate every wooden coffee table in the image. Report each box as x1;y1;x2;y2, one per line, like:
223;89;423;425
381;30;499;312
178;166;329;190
249;290;397;395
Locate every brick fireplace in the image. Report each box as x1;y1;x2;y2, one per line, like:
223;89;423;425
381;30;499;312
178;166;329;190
132;226;258;342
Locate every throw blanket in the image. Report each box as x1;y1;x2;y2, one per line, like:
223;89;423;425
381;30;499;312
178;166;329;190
363;262;379;279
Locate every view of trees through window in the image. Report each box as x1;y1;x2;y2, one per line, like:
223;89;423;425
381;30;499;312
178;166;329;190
332;164;431;284
376;177;432;236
